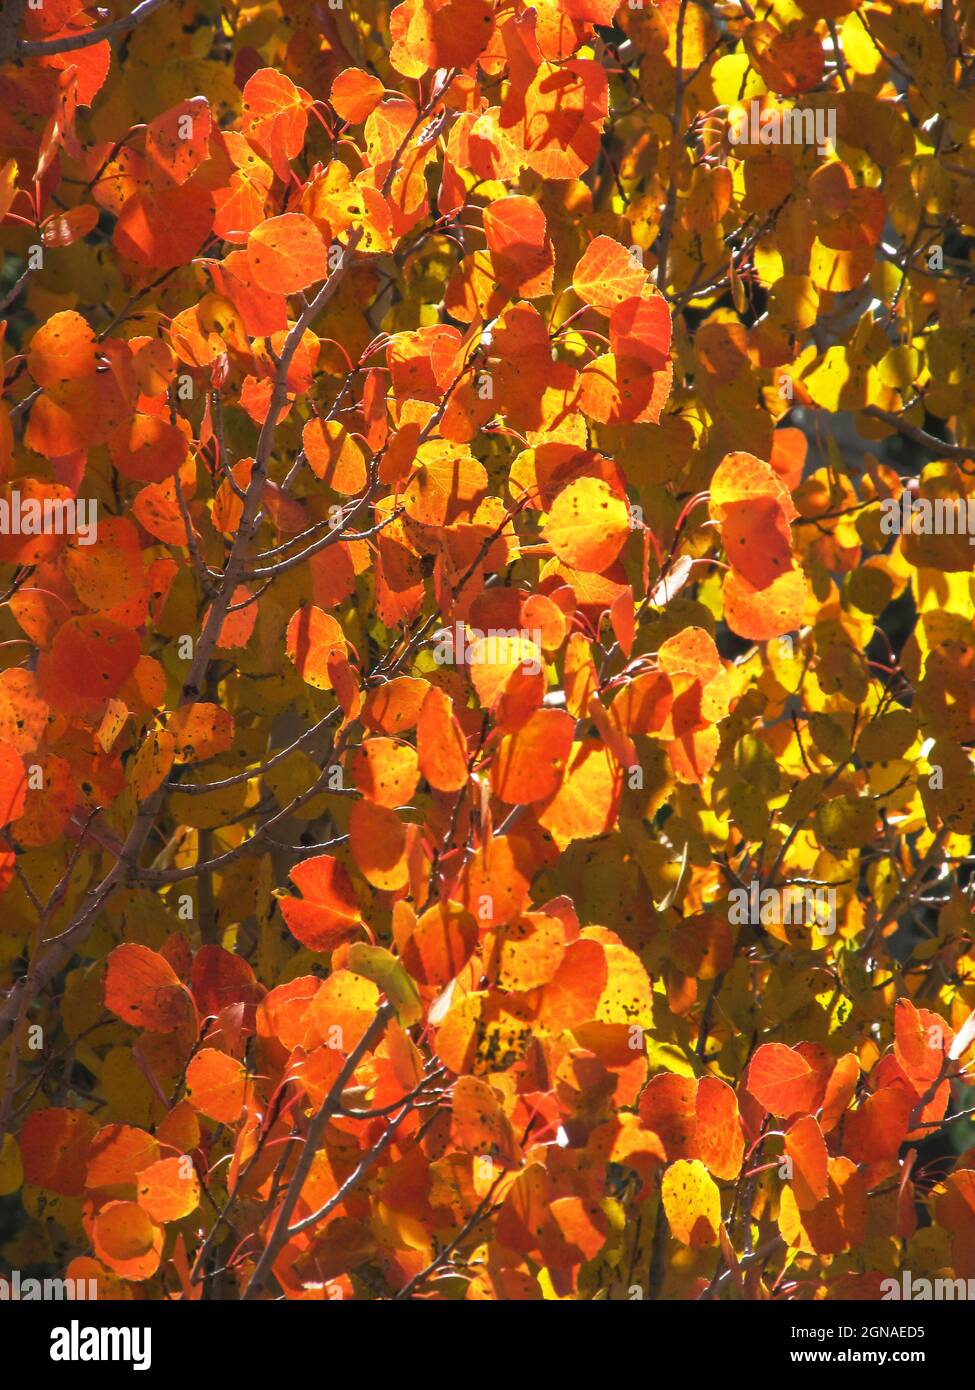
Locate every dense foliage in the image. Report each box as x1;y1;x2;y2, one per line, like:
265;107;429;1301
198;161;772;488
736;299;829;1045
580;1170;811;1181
1;0;975;1302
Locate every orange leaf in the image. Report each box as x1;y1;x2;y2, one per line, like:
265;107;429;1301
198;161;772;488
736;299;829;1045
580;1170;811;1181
109;415;188;483
747;1042;822;1117
537;938;607;1032
26;310;97;388
784;1113;829;1208
722;565;807;641
487;912;566;991
279;854;363;952
104;943;196;1034
145;97;212;188
718;496;794;589
451;1075;520;1165
286;606;347;689
403;443;488;527
537;740;621;846
696;1076;744;1180
365;676;430;735
302;418;368;493
609;290;671;370
114;184;214;269
417;686;469;791
184;1049;250;1124
544;1194;609;1265
0;740;26;826
844;1086;913;1165
168;703;234;762
136;1156;201;1223
349;798;410;892
190;945;262;1017
247;214;328;294
20;1108;98;1196
456;834;533;927
709;450;797;521
38;615;142;713
352;737;420;808
639;1075;698;1161
241;68;311;182
819;1052;860;1132
400;900;478;987
572;236;647;314
491;708;574;804
86;1125;160;1189
894;997;951;1092
331;69;385;125
483;195;554;297
93;1200;164;1279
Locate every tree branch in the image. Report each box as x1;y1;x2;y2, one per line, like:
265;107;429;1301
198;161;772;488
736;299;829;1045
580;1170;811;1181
17;0;170;57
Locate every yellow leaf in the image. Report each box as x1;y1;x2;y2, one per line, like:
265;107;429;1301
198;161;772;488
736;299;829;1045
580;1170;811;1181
661;1158;721;1248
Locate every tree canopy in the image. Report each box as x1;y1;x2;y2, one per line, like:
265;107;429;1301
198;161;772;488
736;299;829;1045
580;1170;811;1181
1;0;975;1302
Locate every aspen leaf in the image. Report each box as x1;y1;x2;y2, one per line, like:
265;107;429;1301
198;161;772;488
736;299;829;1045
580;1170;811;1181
190;945;262;1017
662;1158;721;1248
487;913;566;992
303;418;368;493
93;1201;164;1280
20;1108;98;1197
86;1126;160;1189
0;740;26;826
241;68;311;181
331;70;385;125
483;196;554;297
450;1075;520;1164
784;1114;830;1208
417;686;468;792
349;799;410;892
114;184;214;269
285;606;347;690
747;1043;822;1118
639;1075;698;1161
136;1157;201;1223
542;478;629;573
247;214;328;294
146;97;212;187
39;617;141;713
722;566;807;642
185;1049;250;1124
347;943;423;1026
695;1076;744;1181
572;236;647;314
400;901;478;988
352;737;420;808
491;708;574;805
279;855;363;953
609;291;671;370
168;703;234;762
27;310;98;388
104;944;196;1034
